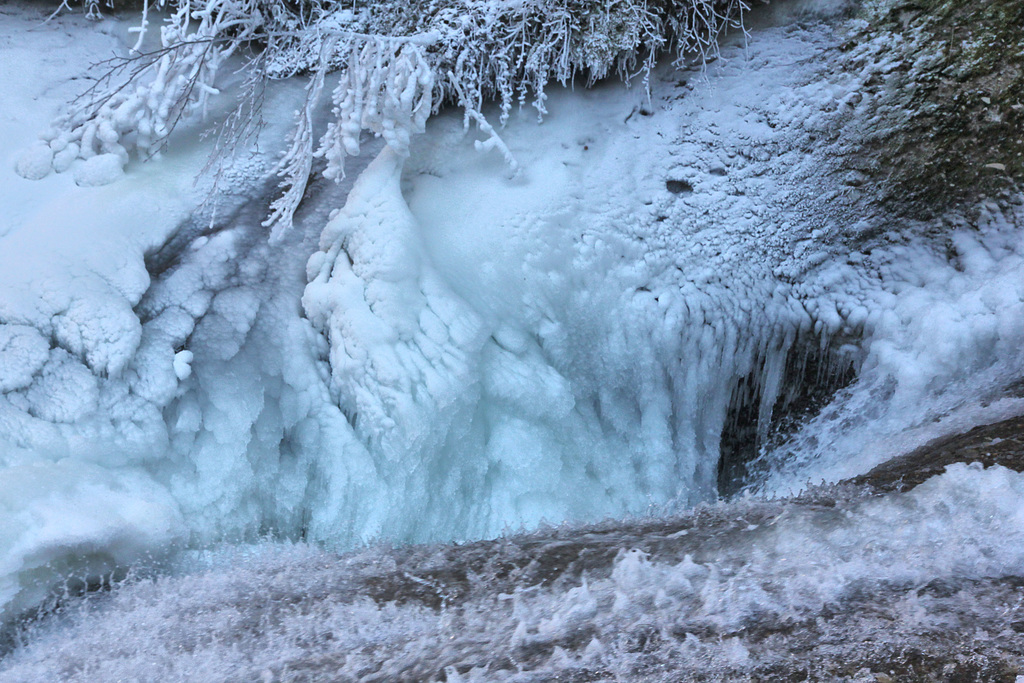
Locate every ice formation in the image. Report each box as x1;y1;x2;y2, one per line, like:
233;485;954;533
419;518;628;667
1;1;1024;675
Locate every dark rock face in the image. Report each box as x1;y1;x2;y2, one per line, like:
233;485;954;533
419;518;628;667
842;0;1024;217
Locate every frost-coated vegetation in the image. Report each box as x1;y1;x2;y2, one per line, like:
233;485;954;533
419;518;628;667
36;0;749;235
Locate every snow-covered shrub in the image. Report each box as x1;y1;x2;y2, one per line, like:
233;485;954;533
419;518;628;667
39;1;266;174
33;0;750;233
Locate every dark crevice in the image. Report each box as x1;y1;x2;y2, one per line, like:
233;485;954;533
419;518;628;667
718;335;861;497
141;174;282;293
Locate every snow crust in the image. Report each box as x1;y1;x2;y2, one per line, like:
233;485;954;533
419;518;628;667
2;1;1024;654
0;4;305;621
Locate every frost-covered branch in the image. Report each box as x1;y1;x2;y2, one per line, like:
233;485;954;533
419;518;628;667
31;0;751;234
36;1;254;175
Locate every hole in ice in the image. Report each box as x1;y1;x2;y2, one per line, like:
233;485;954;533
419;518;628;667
665;179;693;194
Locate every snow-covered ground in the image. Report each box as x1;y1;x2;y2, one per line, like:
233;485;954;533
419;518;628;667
1;0;1024;677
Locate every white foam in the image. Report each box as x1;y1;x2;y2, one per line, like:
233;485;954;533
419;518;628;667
3;464;1022;680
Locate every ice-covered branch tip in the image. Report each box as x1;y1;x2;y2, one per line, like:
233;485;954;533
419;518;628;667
26;0;751;233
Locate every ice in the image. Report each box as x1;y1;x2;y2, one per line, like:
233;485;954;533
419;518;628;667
0;327;48;394
0;5;293;620
172;350;193;381
0;459;184;623
758;200;1024;493
1;1;1024;662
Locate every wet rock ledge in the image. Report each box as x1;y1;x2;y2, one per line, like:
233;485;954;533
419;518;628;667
851;414;1024;493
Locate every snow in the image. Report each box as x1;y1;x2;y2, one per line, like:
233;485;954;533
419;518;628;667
758;200;1024;494
71;153;125;187
1;1;1024;669
172;350;193;381
0;327;49;393
13;146;52;181
0;460;184;627
0;3;290;621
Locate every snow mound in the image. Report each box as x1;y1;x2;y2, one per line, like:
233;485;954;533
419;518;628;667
72;154;125;187
0;327;49;393
13;146;52;181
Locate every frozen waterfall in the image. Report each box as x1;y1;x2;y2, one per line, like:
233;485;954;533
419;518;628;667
1;1;1024;677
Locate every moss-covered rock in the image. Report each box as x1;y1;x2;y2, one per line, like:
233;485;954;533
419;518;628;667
846;0;1024;216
